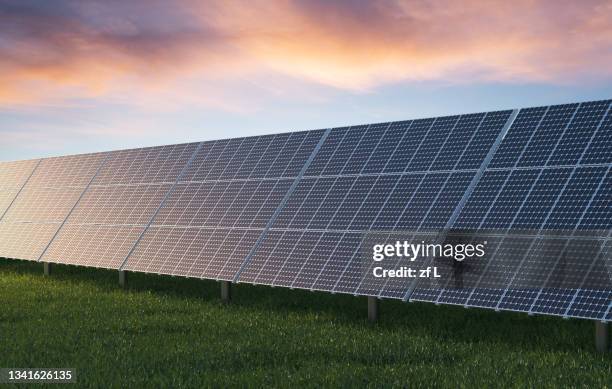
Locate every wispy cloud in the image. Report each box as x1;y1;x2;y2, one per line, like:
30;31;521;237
0;0;611;108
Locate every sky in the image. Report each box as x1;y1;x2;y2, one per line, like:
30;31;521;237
1;0;611;161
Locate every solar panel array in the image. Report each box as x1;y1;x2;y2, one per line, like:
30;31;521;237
0;99;610;322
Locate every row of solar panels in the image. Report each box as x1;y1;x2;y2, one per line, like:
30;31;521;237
0;99;610;321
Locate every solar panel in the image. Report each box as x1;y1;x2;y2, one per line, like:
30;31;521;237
40;143;199;269
236;110;514;297
0;153;105;260
413;100;612;320
0;98;610;324
123;130;327;279
0;159;40;219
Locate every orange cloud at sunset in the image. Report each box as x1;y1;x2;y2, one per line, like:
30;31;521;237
1;0;611;107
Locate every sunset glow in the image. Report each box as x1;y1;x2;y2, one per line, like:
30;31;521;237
1;0;611;159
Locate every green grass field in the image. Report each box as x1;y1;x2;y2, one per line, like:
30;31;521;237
1;258;610;388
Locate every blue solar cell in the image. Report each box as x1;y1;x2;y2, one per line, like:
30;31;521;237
462;236;536;308
408;116;460;171
291;232;344;290
273;178;326;229
349;175;400;230
384;119;435;173
429;114;479;170
361;121;411;174
489;107;547;168
341;123;389;175
454;170;509;229
281;130;326;178
95;144;197;185
320;125;369;176
476;169;539;229
305;128;350;176
371;174;425;230
578;168;612;230
582;103;612;164
511;168;573;229
308;177;355;230
528;237;605;316
328;176;378;230
547;100;610;166
233;136;275;179
517;104;579;167
420;172;473;229
456;111;512;169
544;166;607;229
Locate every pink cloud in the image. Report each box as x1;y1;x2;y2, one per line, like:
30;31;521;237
0;0;610;107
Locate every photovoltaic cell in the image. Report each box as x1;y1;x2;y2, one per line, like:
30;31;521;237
122;130;326;278
517;104;578;167
0;160;39;217
0;159;39;191
582;102;612;164
0;223;62;261
0;153;106;260
238;110;512;296
42;225;146;269
93;143;198;185
547;100;609;166
40;145;199;268
489;107;548;169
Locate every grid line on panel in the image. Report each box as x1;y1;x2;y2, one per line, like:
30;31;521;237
459;106;579;309
214;180;292;277
269;230;308;285
257;134;292;179
383;119;439;230
0;159;41;223
288;231;327;288
410;112;517;302
321;124;370;176
464;180;560;308
399;119;439;174
577;101;612;166
446;110;518;230
309;127;374;232
119;142;204;271
560;170;611;318
244;136;276;180
403;110;517;302
358;172;469;297
303;125;362;177
36;154;110;262
474;107;551;230
518;104;580;168
438;106;553;305
521;107;612;315
309;232;349;290
491;104;583;309
562;231;611;318
604;303;612;323
318;175;393;291
524;170;608;315
486;162;612;172
355;123;394;175
233;128;331;283
363;175;432;296
364;124;418;230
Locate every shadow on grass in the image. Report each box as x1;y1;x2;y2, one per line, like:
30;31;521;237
0;258;599;354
